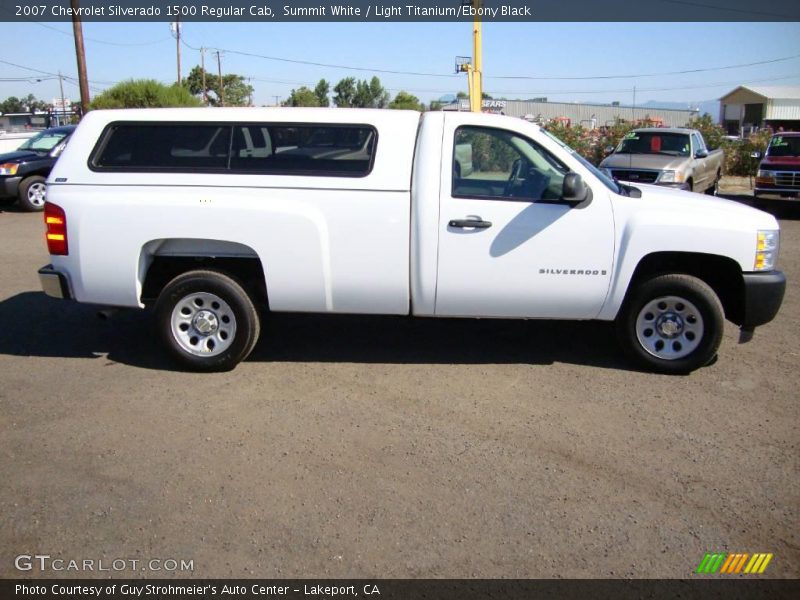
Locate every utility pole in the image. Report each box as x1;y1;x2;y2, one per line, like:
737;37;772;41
471;0;483;113
272;95;280;106
175;17;182;85
58;71;67;126
70;0;90;115
216;51;224;107
456;1;483;113
200;47;207;105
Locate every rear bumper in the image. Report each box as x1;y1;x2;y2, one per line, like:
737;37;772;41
38;265;73;300
741;270;786;329
1;176;21;199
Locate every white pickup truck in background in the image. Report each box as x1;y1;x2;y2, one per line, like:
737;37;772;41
39;108;785;373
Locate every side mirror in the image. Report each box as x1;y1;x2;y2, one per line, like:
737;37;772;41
604;145;615;154
561;173;590;204
694;149;708;159
750;151;762;159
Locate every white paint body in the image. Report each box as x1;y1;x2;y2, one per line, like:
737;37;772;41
47;108;778;322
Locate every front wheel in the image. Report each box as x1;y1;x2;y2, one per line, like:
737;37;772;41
616;274;724;374
18;175;47;211
705;171;721;195
155;270;261;372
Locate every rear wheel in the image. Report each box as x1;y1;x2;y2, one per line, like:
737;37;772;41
18;175;47;211
617;274;724;374
155;270;261;372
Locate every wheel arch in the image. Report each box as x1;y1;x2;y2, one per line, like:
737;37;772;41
138;239;268;308
619;251;745;325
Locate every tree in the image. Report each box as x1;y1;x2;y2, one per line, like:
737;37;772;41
284;86;320;107
314;79;330;107
389;91;423;111
334;76;389;108
0;96;24;113
90;79;202;109
184;65;254;107
687;113;726;150
333;77;357;107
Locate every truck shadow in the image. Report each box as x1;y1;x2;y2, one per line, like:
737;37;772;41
0;291;634;372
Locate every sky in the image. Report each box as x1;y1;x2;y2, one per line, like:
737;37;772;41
0;20;799;109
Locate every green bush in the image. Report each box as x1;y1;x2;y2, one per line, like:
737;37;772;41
90;79;202;110
721;130;772;177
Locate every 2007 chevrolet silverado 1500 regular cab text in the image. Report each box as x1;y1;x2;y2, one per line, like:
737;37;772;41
38;108;785;373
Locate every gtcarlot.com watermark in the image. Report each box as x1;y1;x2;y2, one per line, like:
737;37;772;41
15;554;194;573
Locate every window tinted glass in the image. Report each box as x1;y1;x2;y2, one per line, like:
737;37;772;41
453;126;567;201
95;124;231;170
230;124;376;175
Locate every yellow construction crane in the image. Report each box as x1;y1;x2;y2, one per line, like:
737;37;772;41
456;0;483;112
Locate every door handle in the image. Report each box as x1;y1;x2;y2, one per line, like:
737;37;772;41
448;218;492;229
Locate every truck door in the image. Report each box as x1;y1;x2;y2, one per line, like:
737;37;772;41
691;132;710;191
435;120;615;319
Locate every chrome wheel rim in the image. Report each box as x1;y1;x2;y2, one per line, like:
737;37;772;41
170;292;237;357
27;182;46;206
635;295;704;360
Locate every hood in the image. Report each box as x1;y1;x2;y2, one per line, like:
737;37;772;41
760;156;800;168
0;150;39;163
629;183;778;228
600;153;687;171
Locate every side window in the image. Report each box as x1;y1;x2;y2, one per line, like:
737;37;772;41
230;124;376;176
92;122;377;177
453;126;567;201
692;133;706;154
93;125;231;170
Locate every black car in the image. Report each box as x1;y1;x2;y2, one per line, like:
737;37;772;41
0;125;75;211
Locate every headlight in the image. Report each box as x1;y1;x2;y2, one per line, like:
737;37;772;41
658;170;684;183
755;170;776;184
755;230;780;271
0;163;19;176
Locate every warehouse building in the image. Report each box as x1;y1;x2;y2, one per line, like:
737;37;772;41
719;85;800;135
444;98;699;128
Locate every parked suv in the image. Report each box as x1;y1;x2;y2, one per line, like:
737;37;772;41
0;125;75;211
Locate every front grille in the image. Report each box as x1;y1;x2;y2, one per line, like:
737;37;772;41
774;171;800;189
610;169;659;184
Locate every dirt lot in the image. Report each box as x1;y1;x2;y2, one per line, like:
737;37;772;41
0;180;798;579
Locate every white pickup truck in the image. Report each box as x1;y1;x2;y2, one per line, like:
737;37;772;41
39;108;785;373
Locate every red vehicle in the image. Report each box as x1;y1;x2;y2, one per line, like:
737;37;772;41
754;132;800;200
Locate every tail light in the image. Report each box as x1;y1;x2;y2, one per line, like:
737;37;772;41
44;202;68;256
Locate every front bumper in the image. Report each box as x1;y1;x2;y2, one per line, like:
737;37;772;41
741;270;786;329
1;176;22;199
38;265;73;300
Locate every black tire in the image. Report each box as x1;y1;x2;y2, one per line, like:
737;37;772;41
155;270;261;372
616;274;724;374
18;175;47;212
705;171;720;195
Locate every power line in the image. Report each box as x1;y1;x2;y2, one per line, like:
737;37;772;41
29;20;172;47
490;53;800;80
182;34;800;81
655;0;800;19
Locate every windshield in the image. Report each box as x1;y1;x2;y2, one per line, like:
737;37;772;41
616;131;690;157
18;130;69;153
540;128;621;194
766;136;800;158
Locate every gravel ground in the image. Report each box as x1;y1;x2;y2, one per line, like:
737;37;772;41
0;181;797;579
